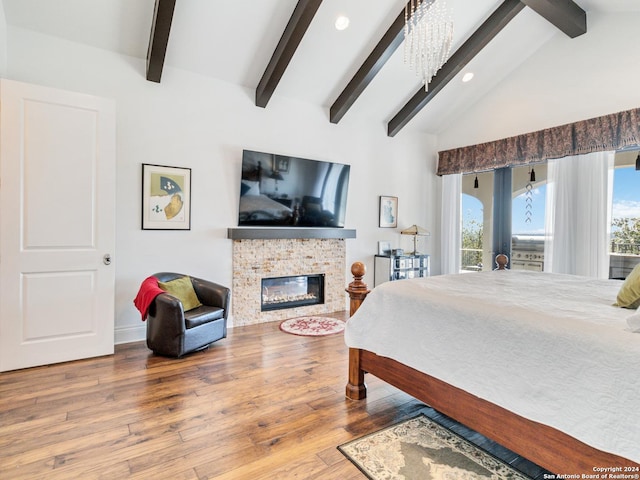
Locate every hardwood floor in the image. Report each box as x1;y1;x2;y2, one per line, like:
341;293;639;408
0;311;547;479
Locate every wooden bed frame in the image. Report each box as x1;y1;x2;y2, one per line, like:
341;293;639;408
345;261;640;475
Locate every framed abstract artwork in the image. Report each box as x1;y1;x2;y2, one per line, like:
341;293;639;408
379;195;398;228
142;164;192;230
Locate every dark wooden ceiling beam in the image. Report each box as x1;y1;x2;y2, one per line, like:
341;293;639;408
256;0;323;108
387;0;525;137
521;0;586;38
146;0;176;83
330;4;410;124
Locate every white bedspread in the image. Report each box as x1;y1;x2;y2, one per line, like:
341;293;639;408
239;194;291;219
344;270;640;463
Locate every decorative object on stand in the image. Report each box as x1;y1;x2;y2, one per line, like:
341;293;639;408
279;316;345;337
377;241;391;256
379;196;398;228
142;164;191;230
339;413;537;480
404;0;454;90
401;224;430;254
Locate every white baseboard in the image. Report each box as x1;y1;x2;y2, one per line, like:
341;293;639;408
115;324;146;345
114;322;239;345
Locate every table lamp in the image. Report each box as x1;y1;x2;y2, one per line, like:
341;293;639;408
401;225;430;254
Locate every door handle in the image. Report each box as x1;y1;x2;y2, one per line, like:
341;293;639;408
103;254;112;265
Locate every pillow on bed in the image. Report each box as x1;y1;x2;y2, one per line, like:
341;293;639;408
158;276;202;312
240;180;260;196
615;263;640;309
627;307;640;333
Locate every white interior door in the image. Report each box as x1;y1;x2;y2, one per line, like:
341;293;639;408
0;79;116;372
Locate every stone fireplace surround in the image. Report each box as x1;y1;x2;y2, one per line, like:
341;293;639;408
228;228;356;327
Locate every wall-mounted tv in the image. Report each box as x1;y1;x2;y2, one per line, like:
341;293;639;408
238;150;350;227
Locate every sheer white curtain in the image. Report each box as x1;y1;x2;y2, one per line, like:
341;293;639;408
544;151;614;278
441;173;462;274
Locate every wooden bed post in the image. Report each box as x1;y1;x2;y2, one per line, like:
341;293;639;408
346;261;370;316
345;262;370;400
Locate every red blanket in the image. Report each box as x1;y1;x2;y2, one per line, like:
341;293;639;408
133;276;165;321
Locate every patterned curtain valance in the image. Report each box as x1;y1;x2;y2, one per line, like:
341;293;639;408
437;107;640;176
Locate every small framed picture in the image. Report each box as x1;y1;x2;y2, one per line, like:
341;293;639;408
142;164;192;230
379;196;398;228
378;241;391;256
275;156;290;173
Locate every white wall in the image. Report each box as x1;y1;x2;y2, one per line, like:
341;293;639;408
5;26;438;343
0;1;7;76
438;11;640;151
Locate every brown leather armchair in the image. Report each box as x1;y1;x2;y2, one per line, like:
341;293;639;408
146;272;230;357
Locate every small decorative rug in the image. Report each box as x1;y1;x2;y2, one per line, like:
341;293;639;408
279;316;346;336
338;414;533;480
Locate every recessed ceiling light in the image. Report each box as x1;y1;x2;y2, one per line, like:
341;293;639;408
335;15;350;31
462;72;474;83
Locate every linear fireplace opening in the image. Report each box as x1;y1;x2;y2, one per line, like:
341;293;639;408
261;274;325;311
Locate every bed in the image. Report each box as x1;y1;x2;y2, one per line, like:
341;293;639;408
239;192;292;223
238;162;292;225
344;264;640;475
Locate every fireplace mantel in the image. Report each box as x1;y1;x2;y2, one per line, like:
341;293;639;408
227;227;356;240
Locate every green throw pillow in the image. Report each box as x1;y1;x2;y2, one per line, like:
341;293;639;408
158;276;202;312
615;263;640;309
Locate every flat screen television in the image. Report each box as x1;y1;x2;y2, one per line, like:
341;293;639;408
238;150;350;227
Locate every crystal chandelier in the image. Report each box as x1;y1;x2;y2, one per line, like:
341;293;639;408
404;0;454;90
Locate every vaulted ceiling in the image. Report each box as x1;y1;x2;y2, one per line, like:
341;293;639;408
3;0;640;136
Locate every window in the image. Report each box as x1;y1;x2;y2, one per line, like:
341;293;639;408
462;193;483;271
461;171;493;271
458;151;639;277
511;165;547;272
609;153;640;278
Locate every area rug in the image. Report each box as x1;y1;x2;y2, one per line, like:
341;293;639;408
338;414;533;480
279;316;345;336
